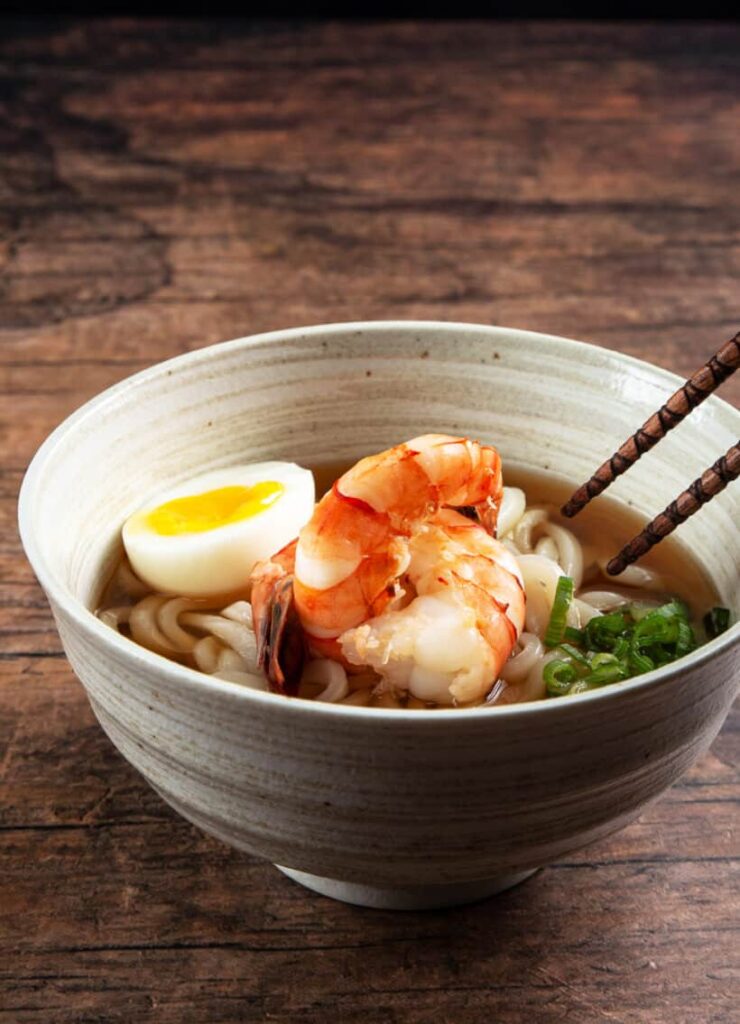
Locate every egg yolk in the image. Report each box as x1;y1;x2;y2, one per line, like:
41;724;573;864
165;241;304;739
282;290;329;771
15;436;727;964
144;482;284;536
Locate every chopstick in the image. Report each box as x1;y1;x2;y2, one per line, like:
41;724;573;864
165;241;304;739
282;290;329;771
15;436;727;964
605;441;740;575
560;332;739;575
562;332;739;518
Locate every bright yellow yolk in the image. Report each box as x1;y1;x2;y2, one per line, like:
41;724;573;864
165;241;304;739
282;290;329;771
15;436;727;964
144;482;284;536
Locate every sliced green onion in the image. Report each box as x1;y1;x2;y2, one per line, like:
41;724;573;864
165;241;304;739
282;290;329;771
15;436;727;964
704;607;730;639
564;625;586;645
633;611;678;646
674;619;696;658
544;576;574;648
544;659;578;696
589;652;620;668
652;646;675;668
585;612;629;651
558;643;591;667
611;636;630;661
541;594;730;694
628;644;654;675
583;668;624;686
583;653;628;686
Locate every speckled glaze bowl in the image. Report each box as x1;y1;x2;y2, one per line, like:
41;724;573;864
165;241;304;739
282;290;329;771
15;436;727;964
19;322;740;909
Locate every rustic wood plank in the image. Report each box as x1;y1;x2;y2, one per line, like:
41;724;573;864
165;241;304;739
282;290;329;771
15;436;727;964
1;18;738;1024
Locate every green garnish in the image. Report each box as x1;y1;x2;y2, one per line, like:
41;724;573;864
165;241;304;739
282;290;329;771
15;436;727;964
675;619;696;657
544;576;575;647
628;644;654;675
543;659;578;696
564;626;586;645
582;652;628;687
703;607;730;639
568;680;592;695
541;596;717;700
557;642;591;666
585;611;629;650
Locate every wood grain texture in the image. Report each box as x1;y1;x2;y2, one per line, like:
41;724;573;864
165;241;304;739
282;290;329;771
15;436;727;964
1;18;738;1024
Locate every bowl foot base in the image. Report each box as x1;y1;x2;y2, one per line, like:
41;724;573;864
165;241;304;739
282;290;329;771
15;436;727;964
275;865;537;909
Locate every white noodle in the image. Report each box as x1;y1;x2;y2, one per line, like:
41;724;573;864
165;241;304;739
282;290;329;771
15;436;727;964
497;487;527;538
217;646;250;673
490;645;551;704
212;669;268;689
486;679;508;704
515;553;565;637
99;606;131;629
156;597;203;653
579;586;664;611
540;522;584;589
499;632;544;684
129;595;183;655
301;659;350;702
221;601;254;626
522;649;562;702
569;598;603;627
180;612;259;671
599;561;665;590
512;509;548;553
193;636;223;673
535;536;559;562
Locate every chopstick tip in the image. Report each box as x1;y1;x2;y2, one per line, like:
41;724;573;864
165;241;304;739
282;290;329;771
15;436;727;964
606;555;626;576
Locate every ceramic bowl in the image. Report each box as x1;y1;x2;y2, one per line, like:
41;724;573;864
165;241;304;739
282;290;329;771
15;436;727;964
19;322;740;910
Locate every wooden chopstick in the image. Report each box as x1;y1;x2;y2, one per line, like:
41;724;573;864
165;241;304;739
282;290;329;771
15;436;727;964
606;441;740;575
561;332;740;518
559;332;739;576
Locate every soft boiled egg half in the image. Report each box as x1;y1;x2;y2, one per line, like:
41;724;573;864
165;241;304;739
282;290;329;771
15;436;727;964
122;462;315;597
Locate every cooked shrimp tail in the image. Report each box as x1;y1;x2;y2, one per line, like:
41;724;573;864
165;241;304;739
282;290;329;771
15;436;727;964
250;541;304;694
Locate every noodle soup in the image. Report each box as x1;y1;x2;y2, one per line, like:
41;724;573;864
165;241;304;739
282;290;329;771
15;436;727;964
98;452;724;711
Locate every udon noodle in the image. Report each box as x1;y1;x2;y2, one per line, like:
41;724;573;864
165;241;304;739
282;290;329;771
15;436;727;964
98;473;707;709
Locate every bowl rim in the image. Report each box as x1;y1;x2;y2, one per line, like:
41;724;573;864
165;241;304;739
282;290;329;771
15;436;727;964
18;319;740;723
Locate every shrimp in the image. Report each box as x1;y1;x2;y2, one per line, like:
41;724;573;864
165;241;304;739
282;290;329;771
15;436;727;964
251;434;525;703
249;540;304;695
339;507;525;703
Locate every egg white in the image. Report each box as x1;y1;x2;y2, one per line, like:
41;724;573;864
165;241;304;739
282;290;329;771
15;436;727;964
122;462;315;597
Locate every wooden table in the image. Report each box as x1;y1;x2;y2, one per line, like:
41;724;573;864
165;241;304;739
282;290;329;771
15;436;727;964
2;20;738;1024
